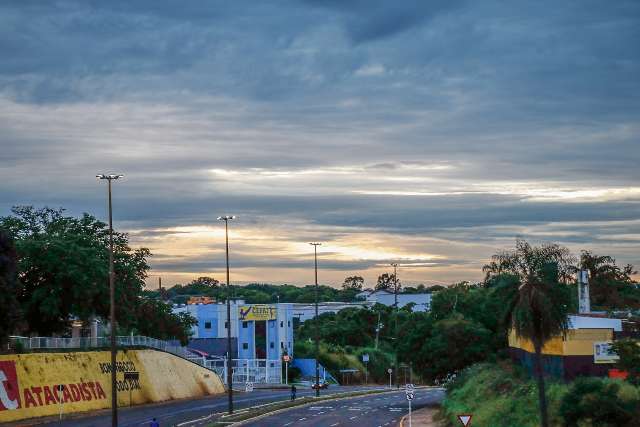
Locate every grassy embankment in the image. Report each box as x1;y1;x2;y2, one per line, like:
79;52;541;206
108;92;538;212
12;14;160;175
440;362;640;427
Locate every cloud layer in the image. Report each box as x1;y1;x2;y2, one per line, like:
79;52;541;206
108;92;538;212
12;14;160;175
1;0;639;287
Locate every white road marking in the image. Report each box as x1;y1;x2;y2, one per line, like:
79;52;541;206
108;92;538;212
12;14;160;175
349;416;358;420
330;423;339;427
299;417;307;421
283;422;293;426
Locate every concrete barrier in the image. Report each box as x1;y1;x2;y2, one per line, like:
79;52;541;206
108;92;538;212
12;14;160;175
0;349;224;423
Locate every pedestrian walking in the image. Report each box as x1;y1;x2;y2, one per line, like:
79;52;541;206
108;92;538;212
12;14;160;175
150;417;160;427
290;384;297;401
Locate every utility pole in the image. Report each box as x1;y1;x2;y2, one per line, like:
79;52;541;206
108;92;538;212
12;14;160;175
97;174;123;427
391;262;399;389
218;215;236;415
310;242;322;397
374;311;381;350
158;276;162;291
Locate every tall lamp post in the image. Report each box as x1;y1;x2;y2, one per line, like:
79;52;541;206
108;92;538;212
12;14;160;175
218;215;235;415
391;262;399;389
309;242;322;397
96;174;123;427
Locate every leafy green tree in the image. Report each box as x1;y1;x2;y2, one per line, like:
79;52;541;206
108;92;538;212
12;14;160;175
375;273;399;291
342;275;364;291
0;230;21;346
576;251;639;309
611;339;640;386
560;377;639;427
501;240;572;427
411;315;492;381
0;206;153;336
133;298;197;345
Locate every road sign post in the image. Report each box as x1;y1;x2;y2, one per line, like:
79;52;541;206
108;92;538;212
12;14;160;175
362;354;369;384
283;355;291;385
457;414;473;426
56;384;65;420
405;385;415;427
387;368;392;389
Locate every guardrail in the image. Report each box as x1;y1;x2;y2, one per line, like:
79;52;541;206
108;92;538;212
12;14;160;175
7;335;209;366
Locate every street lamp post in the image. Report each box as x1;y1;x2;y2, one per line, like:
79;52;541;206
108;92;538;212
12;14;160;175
218;215;235;415
309;242;322;397
96;174;123;427
391;262;399;389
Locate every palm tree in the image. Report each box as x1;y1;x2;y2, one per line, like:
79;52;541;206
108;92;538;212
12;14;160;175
496;240;572;427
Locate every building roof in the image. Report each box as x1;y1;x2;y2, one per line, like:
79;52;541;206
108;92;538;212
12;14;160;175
568;315;623;332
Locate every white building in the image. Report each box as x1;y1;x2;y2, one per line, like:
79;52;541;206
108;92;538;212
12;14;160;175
360;289;432;312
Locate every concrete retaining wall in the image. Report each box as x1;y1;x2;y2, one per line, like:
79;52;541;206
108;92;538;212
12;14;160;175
0;349;224;423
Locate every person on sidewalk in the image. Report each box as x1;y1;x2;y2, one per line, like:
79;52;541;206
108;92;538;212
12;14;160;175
290;384;297;401
150;417;160;427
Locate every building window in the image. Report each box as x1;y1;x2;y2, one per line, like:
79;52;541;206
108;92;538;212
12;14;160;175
288;342;291;349
204;321;211;329
269;342;274;349
280;342;284;348
243;343;249;350
288;321;291;327
243;321;248;328
280;321;284;328
225;321;229;329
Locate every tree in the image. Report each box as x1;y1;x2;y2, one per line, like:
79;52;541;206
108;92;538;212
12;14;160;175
0;206;150;335
342;275;364;291
484;239;576;284
134;299;197;346
576;251;640;309
0;231;21;346
611;338;640;386
501;240;572;427
376;273;399;291
560;377;639;427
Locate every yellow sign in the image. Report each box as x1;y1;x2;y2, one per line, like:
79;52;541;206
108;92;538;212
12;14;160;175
239;305;277;321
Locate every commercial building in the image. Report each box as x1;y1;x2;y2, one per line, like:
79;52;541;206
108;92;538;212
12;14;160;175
509;270;637;380
173;300;294;361
508;314;624;380
360;289;431;312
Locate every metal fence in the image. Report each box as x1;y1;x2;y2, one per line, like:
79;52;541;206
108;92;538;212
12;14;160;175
205;358;282;385
8;335;207;365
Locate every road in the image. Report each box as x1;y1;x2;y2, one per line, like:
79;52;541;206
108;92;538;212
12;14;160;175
241;387;445;427
46;385;382;427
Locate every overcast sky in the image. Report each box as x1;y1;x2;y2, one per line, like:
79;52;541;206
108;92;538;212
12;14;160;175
1;1;639;288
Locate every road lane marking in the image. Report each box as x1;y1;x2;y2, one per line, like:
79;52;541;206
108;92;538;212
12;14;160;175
349;416;358;420
330;423;339;427
283;422;293;426
299;417;307;421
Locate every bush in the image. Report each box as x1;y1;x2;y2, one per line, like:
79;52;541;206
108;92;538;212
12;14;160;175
559;377;640;427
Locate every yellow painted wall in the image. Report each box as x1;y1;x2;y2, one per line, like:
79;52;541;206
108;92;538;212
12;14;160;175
508;328;614;356
0;349;224;423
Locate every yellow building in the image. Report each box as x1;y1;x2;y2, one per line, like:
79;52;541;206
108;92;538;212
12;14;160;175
508;315;622;380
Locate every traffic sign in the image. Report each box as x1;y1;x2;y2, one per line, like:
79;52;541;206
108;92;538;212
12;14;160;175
245;382;254;392
387;368;392;374
457;414;472;426
283;355;291;362
405;383;415;393
406;392;414;401
362;354;369;363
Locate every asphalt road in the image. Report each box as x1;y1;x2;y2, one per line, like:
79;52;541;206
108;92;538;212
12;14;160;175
46;385;382;427
241;387;445;427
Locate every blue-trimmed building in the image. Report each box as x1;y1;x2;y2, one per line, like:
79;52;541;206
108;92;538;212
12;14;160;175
174;300;294;361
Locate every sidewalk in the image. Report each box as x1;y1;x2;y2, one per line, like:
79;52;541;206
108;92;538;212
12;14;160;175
399;406;443;427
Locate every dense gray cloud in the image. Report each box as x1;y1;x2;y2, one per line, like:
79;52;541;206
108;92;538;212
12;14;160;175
0;0;639;285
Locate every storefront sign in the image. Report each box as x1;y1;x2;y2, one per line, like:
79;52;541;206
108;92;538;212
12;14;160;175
239;305;277;321
594;341;619;364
